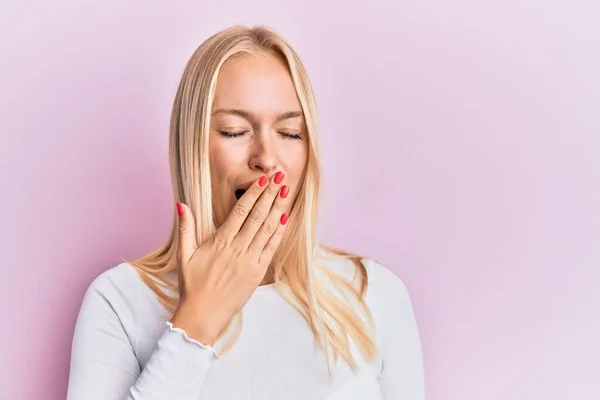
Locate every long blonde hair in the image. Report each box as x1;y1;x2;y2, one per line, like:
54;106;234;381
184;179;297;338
123;25;379;374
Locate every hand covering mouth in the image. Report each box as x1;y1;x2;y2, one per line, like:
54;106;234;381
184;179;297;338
234;181;254;200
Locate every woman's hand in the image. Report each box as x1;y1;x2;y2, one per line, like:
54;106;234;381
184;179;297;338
169;171;291;345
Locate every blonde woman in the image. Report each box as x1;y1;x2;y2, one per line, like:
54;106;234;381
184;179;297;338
67;25;425;400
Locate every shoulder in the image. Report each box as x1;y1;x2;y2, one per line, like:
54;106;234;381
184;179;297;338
317;249;420;351
77;262;159;329
316;246;411;302
361;258;421;351
362;258;411;303
70;264;145;350
317;247;414;318
83;262;144;302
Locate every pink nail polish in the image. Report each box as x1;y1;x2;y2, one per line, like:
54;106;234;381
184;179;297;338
274;171;284;184
280;213;289;225
280;185;289;198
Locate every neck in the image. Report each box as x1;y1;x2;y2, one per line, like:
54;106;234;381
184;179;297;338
260;265;275;286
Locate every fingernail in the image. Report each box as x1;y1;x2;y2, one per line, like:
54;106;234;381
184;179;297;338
274;171;285;184
176;203;184;216
280;185;289;198
280;213;289;225
259;176;268;187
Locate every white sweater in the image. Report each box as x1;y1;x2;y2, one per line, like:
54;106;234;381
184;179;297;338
66;250;425;399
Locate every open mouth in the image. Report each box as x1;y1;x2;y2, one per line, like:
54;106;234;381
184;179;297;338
234;188;247;200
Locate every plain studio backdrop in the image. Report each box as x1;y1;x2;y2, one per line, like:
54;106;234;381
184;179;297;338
1;1;598;399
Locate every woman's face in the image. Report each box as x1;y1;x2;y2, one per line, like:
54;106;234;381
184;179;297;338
209;52;308;226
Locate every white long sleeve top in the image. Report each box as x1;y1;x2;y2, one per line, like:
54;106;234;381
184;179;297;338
66;249;425;399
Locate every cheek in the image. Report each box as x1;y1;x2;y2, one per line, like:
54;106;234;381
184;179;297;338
286;143;308;174
210;145;229;177
209;141;246;180
209;144;237;207
209;142;243;223
283;145;308;190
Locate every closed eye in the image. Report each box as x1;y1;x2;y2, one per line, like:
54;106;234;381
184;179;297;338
279;132;302;140
219;130;248;138
218;131;302;140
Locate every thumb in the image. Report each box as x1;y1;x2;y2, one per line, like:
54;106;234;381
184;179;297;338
176;202;198;266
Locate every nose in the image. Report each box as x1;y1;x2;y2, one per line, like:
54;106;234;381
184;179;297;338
248;134;279;175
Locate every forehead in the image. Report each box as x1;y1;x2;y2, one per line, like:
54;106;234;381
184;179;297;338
212;53;302;115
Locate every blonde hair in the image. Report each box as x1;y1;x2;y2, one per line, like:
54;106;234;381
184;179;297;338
123;25;379;374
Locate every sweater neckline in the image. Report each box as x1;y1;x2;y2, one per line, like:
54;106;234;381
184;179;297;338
254;282;277;293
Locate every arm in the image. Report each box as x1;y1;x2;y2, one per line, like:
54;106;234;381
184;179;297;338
66;274;219;400
375;264;426;399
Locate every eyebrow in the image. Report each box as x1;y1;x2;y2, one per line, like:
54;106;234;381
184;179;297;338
212;108;304;122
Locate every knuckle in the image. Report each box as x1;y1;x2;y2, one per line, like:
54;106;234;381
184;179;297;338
232;203;250;218
178;221;188;233
264;241;278;255
248;185;263;197
261;221;276;236
250;207;267;222
230;244;246;258
267;184;280;195
273;229;285;243
211;233;227;249
272;201;286;212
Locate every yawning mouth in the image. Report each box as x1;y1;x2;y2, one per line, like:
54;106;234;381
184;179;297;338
234;188;247;200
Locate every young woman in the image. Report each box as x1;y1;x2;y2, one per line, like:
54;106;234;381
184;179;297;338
67;25;425;399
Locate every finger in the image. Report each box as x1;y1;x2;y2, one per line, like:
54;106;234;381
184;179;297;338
257;212;290;266
216;173;270;240
247;184;291;253
176;202;198;267
235;172;285;248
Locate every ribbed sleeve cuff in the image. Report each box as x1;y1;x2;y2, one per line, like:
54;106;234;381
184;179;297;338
164;321;221;360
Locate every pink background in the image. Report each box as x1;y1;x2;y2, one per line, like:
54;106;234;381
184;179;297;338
1;1;599;399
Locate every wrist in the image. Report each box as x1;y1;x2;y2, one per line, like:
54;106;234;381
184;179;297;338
170;301;220;346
